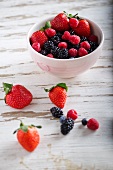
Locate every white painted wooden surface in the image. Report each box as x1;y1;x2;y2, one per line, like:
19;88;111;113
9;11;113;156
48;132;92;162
0;0;113;170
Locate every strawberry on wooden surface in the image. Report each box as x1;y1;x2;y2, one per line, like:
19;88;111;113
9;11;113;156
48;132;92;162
45;83;68;109
3;82;33;109
13;121;41;152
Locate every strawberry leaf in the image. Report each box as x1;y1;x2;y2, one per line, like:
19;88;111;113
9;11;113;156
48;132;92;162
45;21;51;29
56;83;68;92
21;125;28;132
44;83;68;92
3;82;13;95
40;21;51;31
44;88;49;92
31;124;42;128
20;121;28;132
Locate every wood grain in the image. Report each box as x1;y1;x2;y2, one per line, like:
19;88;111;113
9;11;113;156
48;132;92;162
0;0;113;169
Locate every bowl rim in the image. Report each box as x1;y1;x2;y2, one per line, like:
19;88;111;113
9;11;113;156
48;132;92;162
27;16;104;62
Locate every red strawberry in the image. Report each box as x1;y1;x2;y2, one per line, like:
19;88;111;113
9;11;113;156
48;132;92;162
30;30;48;47
51;12;70;31
74;19;91;38
3;82;32;109
45;83;68;109
13;121;41;152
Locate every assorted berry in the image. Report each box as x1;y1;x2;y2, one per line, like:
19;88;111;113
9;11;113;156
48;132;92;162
50;105;99;135
30;12;99;59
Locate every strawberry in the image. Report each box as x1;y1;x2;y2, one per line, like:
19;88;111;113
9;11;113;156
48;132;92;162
30;30;48;47
74;19;91;38
13;121;41;152
3;82;32;109
51;12;70;31
45;83;68;109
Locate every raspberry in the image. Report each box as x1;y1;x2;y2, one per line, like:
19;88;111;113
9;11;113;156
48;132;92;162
50;107;63;118
78;47;88;57
88;35;98;43
87;118;99;130
32;42;41;52
69;18;79;29
45;28;56;37
67;109;78;120
69;35;80;45
58;42;67;49
61;118;74;135
47;54;54;58
81;118;88;126
80;41;90;50
62;31;70;40
68;48;77;57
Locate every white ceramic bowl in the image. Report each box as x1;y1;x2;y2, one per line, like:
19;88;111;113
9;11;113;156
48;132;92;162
27;16;104;78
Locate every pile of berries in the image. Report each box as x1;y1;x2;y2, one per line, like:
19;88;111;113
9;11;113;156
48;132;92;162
50;107;99;135
30;11;98;59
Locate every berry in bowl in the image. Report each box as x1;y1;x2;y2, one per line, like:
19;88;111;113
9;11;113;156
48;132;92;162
27;11;104;78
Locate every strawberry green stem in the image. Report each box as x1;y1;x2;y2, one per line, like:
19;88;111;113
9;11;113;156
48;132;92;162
3;82;13;95
63;11;81;20
44;83;68;92
13;121;42;134
40;21;51;31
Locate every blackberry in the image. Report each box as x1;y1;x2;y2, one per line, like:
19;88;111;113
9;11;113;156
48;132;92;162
43;41;54;53
50;35;61;45
81;118;88;126
50;107;63;118
56;32;63;38
87;48;93;54
73;44;80;50
89;41;98;50
67;41;73;49
51;46;60;58
67;41;80;50
61;118;74;135
40;49;48;55
80;36;87;42
70;30;75;35
57;48;69;59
